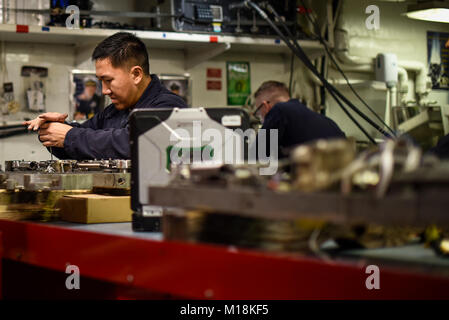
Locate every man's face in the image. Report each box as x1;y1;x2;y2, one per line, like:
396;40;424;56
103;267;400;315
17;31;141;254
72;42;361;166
253;93;272;122
95;58;137;110
84;85;97;98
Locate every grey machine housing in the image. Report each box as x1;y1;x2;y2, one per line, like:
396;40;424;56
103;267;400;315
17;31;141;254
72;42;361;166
130;107;250;231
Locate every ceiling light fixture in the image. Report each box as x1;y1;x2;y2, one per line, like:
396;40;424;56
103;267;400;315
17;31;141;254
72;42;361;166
405;1;449;23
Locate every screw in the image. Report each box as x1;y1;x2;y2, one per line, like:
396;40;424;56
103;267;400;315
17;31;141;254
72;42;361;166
204;289;214;298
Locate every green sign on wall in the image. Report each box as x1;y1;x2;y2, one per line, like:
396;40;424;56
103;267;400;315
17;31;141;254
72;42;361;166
227;61;251;106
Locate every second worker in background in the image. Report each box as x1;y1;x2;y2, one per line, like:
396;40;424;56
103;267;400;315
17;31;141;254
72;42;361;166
253;81;346;159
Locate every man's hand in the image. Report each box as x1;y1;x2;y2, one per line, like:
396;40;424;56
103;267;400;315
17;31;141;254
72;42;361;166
38;122;72;148
23;112;68;131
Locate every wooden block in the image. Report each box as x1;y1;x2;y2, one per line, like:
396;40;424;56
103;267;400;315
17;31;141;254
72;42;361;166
58;194;132;224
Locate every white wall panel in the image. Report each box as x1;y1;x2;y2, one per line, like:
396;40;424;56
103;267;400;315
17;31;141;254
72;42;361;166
325;0;449;141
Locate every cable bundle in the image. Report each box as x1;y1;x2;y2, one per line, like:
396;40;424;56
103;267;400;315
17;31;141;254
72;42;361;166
241;0;397;144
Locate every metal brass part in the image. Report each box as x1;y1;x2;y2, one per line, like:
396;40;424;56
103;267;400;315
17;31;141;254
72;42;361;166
291;138;356;192
0;189;91;221
4;159;131;173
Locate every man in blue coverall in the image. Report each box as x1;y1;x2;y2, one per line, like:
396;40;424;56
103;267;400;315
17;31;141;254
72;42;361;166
253;81;345;158
24;32;187;160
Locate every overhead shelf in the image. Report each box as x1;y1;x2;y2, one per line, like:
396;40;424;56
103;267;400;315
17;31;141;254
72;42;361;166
0;24;324;69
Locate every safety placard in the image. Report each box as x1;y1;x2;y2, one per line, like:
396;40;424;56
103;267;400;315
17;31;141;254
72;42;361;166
227;62;251;106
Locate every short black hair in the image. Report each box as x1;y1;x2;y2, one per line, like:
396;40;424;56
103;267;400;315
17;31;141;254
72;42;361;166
254;81;289;98
92;32;150;75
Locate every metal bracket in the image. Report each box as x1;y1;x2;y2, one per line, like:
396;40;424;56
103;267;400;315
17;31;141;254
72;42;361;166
185;42;231;70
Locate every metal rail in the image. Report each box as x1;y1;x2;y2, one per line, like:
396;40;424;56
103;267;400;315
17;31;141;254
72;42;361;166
148;185;449;228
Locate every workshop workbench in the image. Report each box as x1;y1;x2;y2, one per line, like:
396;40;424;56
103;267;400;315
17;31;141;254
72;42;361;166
1;219;449;300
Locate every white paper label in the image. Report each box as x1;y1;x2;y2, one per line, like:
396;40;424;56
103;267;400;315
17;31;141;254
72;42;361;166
221;115;241;127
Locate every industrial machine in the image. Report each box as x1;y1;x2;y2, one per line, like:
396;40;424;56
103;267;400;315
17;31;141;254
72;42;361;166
129;107;250;232
2;159;130;189
0;159;131;221
148;138;449;257
144;0;299;36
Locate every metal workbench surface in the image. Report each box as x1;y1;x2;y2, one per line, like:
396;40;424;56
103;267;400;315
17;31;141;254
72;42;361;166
46;221;163;241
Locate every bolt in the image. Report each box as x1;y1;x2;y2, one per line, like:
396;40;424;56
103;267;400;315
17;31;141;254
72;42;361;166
204;289;214;298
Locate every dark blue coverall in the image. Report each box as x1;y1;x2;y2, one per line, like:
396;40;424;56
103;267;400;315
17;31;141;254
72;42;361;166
259;99;346;158
49;75;187;160
430;134;449;159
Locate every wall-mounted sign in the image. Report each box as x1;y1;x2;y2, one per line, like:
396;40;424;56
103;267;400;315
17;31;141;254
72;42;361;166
159;73;192;107
207;80;222;91
207;68;222;78
227;61;251;106
427;31;449;90
70;70;105;121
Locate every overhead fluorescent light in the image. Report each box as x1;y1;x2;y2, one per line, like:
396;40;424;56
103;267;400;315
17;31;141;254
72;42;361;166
405;1;449;23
